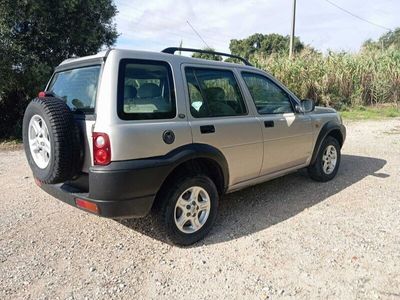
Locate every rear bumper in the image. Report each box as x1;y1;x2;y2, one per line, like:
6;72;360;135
37;143;230;218
38;158;170;218
40;182;154;218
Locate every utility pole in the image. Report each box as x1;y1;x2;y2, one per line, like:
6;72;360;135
289;0;297;59
179;40;183;55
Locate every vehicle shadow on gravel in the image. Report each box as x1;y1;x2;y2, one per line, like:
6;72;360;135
119;154;387;246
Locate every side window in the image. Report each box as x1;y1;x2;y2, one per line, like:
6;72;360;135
118;59;176;120
187;82;204;113
242;72;293;114
48;65;101;112
185;67;247;118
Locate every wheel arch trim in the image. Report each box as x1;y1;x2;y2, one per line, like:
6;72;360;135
89;143;230;201
159;143;230;191
310;121;346;165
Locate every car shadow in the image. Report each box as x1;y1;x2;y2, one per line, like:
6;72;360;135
118;154;387;246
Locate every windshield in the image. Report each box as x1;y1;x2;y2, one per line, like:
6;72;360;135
48;65;101;112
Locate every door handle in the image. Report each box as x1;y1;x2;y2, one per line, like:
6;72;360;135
200;125;215;134
264;120;274;128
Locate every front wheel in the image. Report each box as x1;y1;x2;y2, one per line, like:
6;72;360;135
308;136;341;182
159;175;219;246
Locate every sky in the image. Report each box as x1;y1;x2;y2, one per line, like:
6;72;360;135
114;0;399;54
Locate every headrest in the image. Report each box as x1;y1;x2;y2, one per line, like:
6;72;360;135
124;85;137;99
204;87;225;102
138;83;161;98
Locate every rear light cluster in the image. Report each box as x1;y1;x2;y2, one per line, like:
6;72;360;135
34;178;42;187
38;91;54;98
93;132;111;165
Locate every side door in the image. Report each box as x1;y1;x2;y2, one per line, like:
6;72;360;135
182;65;264;186
241;71;313;175
99;58;193;162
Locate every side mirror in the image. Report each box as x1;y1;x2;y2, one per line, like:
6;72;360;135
298;99;315;113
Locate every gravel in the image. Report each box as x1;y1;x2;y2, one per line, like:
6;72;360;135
1;119;399;299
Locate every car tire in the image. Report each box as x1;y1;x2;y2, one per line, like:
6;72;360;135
22;97;83;184
159;175;219;246
308;136;341;182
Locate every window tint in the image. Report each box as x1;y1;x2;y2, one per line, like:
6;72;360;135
185;67;247;118
118;59;176;120
48;65;101;112
242;72;293;114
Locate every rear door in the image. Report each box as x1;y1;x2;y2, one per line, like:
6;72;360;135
105;58;192;162
47;65;102;172
241;71;313;175
182;65;263;186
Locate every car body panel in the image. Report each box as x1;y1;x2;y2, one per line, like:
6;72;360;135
256;112;314;174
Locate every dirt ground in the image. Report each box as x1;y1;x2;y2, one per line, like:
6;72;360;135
1;119;399;299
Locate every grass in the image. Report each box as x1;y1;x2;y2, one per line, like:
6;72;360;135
0;138;23;151
340;105;400;120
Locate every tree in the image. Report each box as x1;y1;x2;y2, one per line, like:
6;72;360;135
192;47;223;61
362;27;400;51
229;33;305;59
0;0;118;138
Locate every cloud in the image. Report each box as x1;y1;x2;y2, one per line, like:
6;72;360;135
115;0;399;53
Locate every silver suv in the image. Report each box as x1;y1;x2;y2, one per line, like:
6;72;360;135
23;48;346;245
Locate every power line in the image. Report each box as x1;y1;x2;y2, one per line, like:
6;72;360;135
116;5;228;46
324;0;391;31
117;2;239;41
186;20;211;49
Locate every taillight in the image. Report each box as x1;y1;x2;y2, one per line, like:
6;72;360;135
34;178;42;187
38;91;46;98
38;91;54;98
93;132;111;165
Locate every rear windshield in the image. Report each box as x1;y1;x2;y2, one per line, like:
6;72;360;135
48;65;101;112
117;59;176;120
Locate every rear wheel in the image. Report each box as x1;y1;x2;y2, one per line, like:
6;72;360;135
159;175;219;246
308;136;341;182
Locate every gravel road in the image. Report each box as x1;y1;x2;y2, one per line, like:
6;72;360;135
1;119;400;299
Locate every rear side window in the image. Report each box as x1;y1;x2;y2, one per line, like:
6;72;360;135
117;59;176;120
48;65;101;112
185;67;247;118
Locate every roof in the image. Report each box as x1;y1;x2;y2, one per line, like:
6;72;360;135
58;50;109;66
58;48;258;71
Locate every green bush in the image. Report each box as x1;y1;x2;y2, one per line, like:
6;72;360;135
0;0;118;139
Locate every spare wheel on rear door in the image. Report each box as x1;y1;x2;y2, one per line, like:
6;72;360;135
22;97;83;184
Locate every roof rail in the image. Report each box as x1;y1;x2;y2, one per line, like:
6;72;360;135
161;47;252;66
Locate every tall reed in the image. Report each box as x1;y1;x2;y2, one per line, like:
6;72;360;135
252;49;400;109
